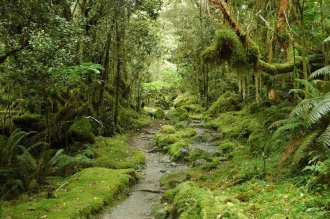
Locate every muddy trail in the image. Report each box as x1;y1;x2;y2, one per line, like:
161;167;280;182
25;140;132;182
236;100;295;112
95;120;219;219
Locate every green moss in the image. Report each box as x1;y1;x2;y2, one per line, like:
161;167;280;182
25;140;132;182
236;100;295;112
202;28;246;66
182;104;204;114
204;110;263;140
173;92;199;107
160;172;189;189
177;127;196;138
207;91;242;117
119;108;151;130
168;141;189;161
165;107;190;122
1;168;137;219
92;135;145;169
152;133;180;149
12;114;43;131
154;108;165;119
217;140;238;154
159;125;176;134
69;118;95;143
189;148;211;162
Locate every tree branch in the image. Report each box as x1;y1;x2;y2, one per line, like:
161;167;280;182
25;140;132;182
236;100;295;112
208;0;323;75
0;44;31;65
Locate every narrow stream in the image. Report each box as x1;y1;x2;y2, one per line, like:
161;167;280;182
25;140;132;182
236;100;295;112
97;122;187;219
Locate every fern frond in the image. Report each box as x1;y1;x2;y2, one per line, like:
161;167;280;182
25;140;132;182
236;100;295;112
309;65;330;79
289;97;322;118
289;88;306;97
16;145;37;170
293;131;319;165
323;36;330;43
271;122;306;140
268;118;290;130
317;124;330;150
307;97;330;125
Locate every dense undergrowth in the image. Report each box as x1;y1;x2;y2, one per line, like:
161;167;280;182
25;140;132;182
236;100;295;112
0;109;150;218
152;92;330;219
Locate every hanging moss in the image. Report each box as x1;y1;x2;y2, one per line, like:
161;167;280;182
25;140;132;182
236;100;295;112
202;28;246;65
69;118;95;143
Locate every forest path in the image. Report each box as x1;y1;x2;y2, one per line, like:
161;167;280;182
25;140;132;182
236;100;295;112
96;121;187;219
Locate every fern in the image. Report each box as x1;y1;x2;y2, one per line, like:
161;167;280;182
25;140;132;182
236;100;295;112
289;97;322;119
317;124;330;150
271;121;306;140
323;36;330;43
293;131;319;165
309;65;330;79
307;96;330;125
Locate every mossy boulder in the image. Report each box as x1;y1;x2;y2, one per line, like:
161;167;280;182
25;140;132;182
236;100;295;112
69;118;95;143
154;108;165;119
177;127;196;138
165;108;190;122
207;91;242;117
92;135;145;169
144;107;165;119
189;148;212;162
173;92;199;107
168;141;189;161
119;108;149;130
12;114;43;131
159;125;176;134
152;133;180;149
160;172;189;189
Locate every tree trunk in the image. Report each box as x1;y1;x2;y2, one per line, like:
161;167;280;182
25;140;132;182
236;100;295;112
113;20;121;131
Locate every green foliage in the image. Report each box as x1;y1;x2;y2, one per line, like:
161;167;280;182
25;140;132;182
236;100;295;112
165;107;190;122
12;114;42;131
173;92;199;107
207;91;242;117
69;118;95;144
1;168;137;219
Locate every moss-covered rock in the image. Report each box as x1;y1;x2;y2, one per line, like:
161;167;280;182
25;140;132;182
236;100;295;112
69;118;95;143
168;141;189;161
160;172;189;189
119;108;150;130
165;107;190;122
189;148;212;162
207;91;242;117
173;92;199;107
92;135;145;169
159;125;176;134
12;114;43;131
152;133;180;149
